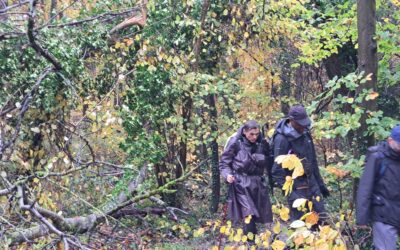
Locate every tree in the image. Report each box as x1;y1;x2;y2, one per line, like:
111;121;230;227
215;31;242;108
356;0;378;150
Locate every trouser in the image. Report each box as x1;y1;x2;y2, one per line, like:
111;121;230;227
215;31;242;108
373;221;399;250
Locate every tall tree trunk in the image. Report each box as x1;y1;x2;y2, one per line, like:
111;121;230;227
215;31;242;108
352;0;377;209
208;94;220;213
356;0;377;153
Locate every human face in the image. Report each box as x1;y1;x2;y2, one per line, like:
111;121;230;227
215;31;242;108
290;120;307;134
243;128;260;143
388;137;400;153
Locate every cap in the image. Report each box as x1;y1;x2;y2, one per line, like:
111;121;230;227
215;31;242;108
288;105;311;127
390;125;400;144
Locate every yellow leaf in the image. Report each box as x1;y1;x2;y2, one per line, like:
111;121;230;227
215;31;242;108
367;91;379;100
305;212;319;226
275;154;303;170
273;221;281;234
241;235;248;242
282;176;293;196
292;165;304;179
244;215;252;224
224;227;231;236
308;200;313;211
365;73;373;81
271;240;286;250
115;42;122;49
294;234;304;246
194;227;205;237
244;32;249;38
267;128;275;138
316;196;321;202
326;166;350;179
211;246;219;250
279;207;290;221
33;178;40;183
247;232;254;240
220;226;226;234
233;234;241;242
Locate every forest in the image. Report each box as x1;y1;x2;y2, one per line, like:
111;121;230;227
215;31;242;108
0;0;399;249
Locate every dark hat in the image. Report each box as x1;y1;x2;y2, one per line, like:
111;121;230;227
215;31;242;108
390;125;400;144
289;105;311;127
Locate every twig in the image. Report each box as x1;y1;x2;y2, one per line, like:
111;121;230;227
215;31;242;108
0;0;29;14
27;0;62;70
0;67;53;158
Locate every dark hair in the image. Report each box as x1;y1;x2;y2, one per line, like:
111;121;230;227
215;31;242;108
243;120;260;131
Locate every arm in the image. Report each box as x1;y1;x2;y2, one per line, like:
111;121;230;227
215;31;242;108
356;152;378;226
219;139;238;181
271;134;290;188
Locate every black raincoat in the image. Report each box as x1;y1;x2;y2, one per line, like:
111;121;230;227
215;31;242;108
271;118;327;219
219;126;273;224
357;141;400;230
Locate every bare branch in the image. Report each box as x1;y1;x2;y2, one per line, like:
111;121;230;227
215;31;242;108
0;186;16;196
109;0;148;34
0;0;29;14
46;7;140;28
17;186;66;237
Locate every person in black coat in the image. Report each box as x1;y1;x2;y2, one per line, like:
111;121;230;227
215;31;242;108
271;105;329;221
356;125;400;250
220;120;273;237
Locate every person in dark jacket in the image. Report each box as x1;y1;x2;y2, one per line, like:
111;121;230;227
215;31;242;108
356;125;400;250
271;105;329;221
220;120;273;237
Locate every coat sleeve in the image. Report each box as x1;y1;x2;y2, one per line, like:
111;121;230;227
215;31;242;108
356;152;378;226
219;139;238;180
271;134;290;188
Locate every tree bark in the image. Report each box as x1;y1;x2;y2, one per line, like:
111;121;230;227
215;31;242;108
356;0;377;152
208;94;220;213
351;0;377;210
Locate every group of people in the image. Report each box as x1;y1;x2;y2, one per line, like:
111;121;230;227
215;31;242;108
219;104;400;249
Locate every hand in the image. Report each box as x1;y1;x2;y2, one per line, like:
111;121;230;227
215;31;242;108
320;185;330;198
226;174;235;183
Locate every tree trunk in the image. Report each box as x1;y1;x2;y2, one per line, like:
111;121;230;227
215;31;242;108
351;0;377;210
208;94;220;213
356;0;377;153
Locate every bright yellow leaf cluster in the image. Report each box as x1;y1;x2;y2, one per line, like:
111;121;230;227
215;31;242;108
275;154;303;170
275;154;305;196
282;176;293;196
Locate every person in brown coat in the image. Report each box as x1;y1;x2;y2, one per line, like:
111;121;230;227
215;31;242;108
220;120;273;237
